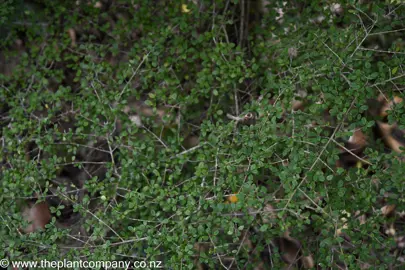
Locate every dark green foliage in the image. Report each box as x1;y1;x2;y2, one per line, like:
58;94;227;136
1;0;405;269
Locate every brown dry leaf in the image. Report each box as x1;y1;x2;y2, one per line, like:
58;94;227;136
348;129;367;148
193;242;209;270
381;204;396;216
128;114;143;127
94;1;102;8
292;89;306;111
291;100;303;111
385;223;396;236
380;96;403;117
377;121;404;153
302;255;315;269
274;235;302;266
123;99;175;127
22;201;51;233
330;3;344;16
67;28;77;47
182;135;199;149
355;211;367;225
395;236;405;248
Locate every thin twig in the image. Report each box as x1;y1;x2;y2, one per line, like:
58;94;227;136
239;0;245;47
283;98;356;211
86;210;124;242
332;138;373;166
142;125;168;149
350;19;377;57
171;143;206;159
369;27;405;36
118;52;151;99
371;73;405;87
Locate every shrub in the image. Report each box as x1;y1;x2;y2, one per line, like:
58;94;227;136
1;0;405;269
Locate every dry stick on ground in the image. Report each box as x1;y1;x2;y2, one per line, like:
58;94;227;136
283;98;357;212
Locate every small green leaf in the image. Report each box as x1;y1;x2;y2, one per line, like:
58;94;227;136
260;224;268;232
